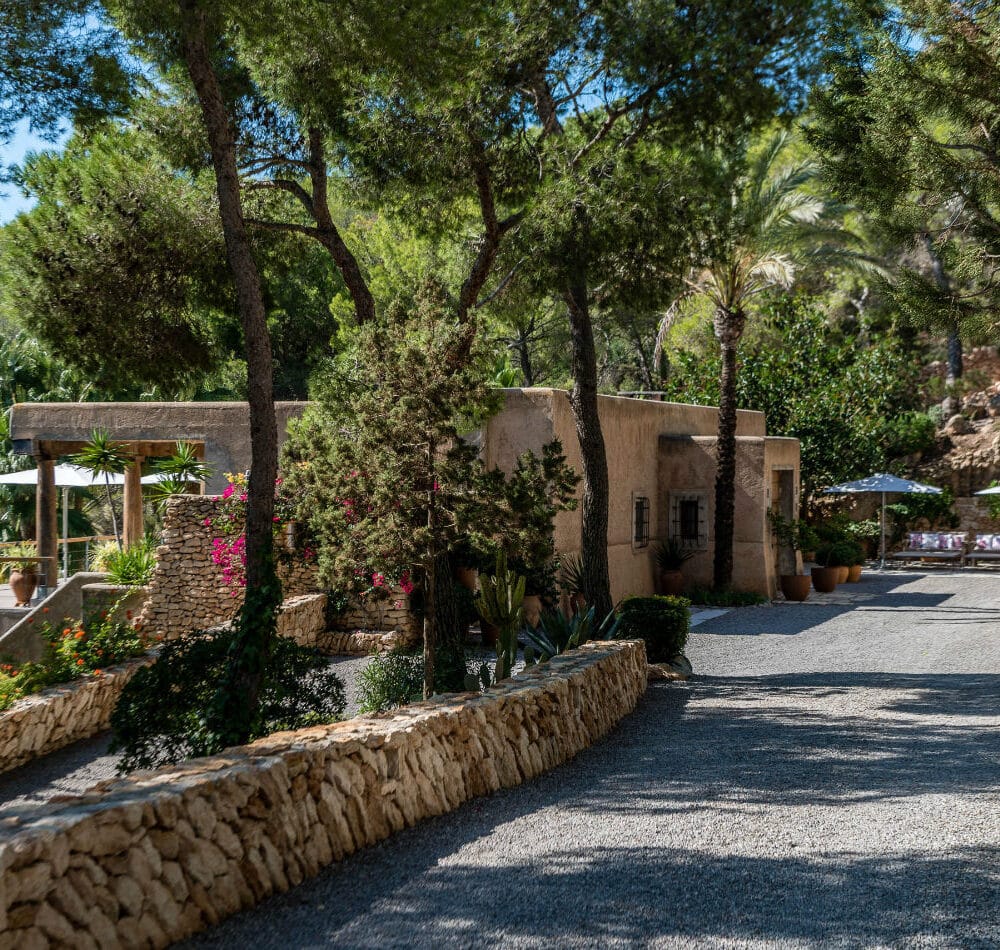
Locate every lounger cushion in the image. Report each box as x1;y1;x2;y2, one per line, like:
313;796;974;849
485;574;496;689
975;534;994;550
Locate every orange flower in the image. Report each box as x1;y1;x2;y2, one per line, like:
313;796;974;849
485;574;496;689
92;669;102;676
42;607;49;614
126;610;133;620
76;658;84;666
62;628;71;638
74;630;86;640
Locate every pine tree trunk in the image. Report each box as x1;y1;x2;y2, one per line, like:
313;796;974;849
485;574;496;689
423;442;437;700
182;5;280;744
712;307;746;590
563;224;613;623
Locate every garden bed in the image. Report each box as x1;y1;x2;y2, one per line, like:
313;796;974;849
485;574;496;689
0;654;153;774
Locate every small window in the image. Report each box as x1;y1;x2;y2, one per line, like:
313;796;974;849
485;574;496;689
679;499;700;542
633;496;650;548
669;491;708;550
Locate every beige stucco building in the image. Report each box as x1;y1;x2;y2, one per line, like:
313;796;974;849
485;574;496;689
484;389;801;600
10;390;800;599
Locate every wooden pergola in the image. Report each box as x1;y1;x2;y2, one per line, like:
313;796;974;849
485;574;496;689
31;439;204;576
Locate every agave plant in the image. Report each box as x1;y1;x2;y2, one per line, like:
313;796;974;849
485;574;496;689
523;606;595;664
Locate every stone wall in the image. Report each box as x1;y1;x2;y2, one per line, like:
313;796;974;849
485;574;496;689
138;496;321;640
0;656;152;775
139;496;418;644
275;594;327;646
0;640;647;946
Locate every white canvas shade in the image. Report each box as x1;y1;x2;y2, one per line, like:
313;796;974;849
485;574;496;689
823;472;943;569
974;486;1000;496
0;466;178;580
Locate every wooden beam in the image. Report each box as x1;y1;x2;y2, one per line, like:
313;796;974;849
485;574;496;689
38;439;202;458
122;457;145;548
34;454;58;591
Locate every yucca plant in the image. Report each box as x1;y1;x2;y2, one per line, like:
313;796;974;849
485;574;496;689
72;429;131;550
94;537;157;586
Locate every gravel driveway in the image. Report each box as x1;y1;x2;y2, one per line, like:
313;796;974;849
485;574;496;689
184;570;1000;948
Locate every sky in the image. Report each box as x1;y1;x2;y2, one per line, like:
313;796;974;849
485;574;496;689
1;121;70;225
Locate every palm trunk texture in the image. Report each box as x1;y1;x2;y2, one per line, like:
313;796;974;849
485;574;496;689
712;307;746;590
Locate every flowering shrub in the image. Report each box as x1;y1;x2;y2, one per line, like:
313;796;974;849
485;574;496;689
0;604;146;713
207;472;406;602
206;472;321;593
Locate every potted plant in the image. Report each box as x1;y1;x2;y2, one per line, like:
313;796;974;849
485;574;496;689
846;542;866;582
654;538;694;596
768;512;816;602
813;541;855;591
3;541;39;606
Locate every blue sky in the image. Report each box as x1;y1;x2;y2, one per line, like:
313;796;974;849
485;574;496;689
1;121;69;224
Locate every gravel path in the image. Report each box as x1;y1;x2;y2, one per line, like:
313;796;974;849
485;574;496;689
0;654;374;811
184;569;1000;948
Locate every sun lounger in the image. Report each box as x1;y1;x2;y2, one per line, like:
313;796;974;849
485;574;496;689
891;532;966;566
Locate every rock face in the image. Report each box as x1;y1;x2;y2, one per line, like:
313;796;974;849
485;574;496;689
944;414;971;435
0;640;647;948
0;657;152;775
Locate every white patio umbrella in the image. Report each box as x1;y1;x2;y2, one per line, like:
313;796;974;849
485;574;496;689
974;486;1000;496
0;465;128;580
823;473;942;570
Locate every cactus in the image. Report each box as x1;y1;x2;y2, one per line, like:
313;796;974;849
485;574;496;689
474;552;525;683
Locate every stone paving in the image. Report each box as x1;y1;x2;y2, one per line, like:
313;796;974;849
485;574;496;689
184;569;1000;948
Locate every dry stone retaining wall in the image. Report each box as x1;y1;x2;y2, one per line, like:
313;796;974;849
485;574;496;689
0;640;647;947
0;657;152;775
139;496;417;643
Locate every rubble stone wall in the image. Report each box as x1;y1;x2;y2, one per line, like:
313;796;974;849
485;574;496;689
0;640;647;947
138;496;417;642
0;656;152;775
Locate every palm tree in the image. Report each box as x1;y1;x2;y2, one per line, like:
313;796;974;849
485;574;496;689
658;132;849;589
72;429;132;550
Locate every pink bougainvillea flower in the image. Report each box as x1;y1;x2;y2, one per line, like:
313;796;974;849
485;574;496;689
222;483;235;500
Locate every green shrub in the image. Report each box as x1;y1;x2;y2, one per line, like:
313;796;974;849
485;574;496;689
357;647;471;713
91;537;157;585
816;539;863;567
615;595;690;663
882;411;937;458
684;587;767;607
110;629;346;772
0;608;146;713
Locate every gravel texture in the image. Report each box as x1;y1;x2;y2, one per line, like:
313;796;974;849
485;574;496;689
184;569;1000;948
0;653;374;811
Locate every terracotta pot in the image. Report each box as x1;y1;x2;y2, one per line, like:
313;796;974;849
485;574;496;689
847;564;863;583
835;565;850;584
9;569;37;607
454;566;478;592
780;574;811;602
521;594;542;629
659;570;684;596
479;620;499;649
810;566;839;593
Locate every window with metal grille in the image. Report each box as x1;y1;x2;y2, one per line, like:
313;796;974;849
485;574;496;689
633;496;650;548
669;492;708;550
678;499;700;542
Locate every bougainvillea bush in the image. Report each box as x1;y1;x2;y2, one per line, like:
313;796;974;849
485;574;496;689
0;605;146;713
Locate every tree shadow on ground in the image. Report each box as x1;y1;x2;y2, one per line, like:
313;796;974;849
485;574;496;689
185;674;1000;948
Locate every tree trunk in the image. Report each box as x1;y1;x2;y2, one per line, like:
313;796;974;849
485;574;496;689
946;329;963;383
712;307;746;590
104;475;121;551
515;323;535;387
306;128;376;325
423;454;437;700
563;216;613;623
182;4;280;745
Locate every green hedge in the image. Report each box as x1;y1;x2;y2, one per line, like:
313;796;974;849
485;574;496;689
616;595;690;663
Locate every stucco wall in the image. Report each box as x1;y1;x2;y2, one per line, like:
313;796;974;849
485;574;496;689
10;402;308;495
0;640;647;947
0;656;152;775
484;389;774;601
